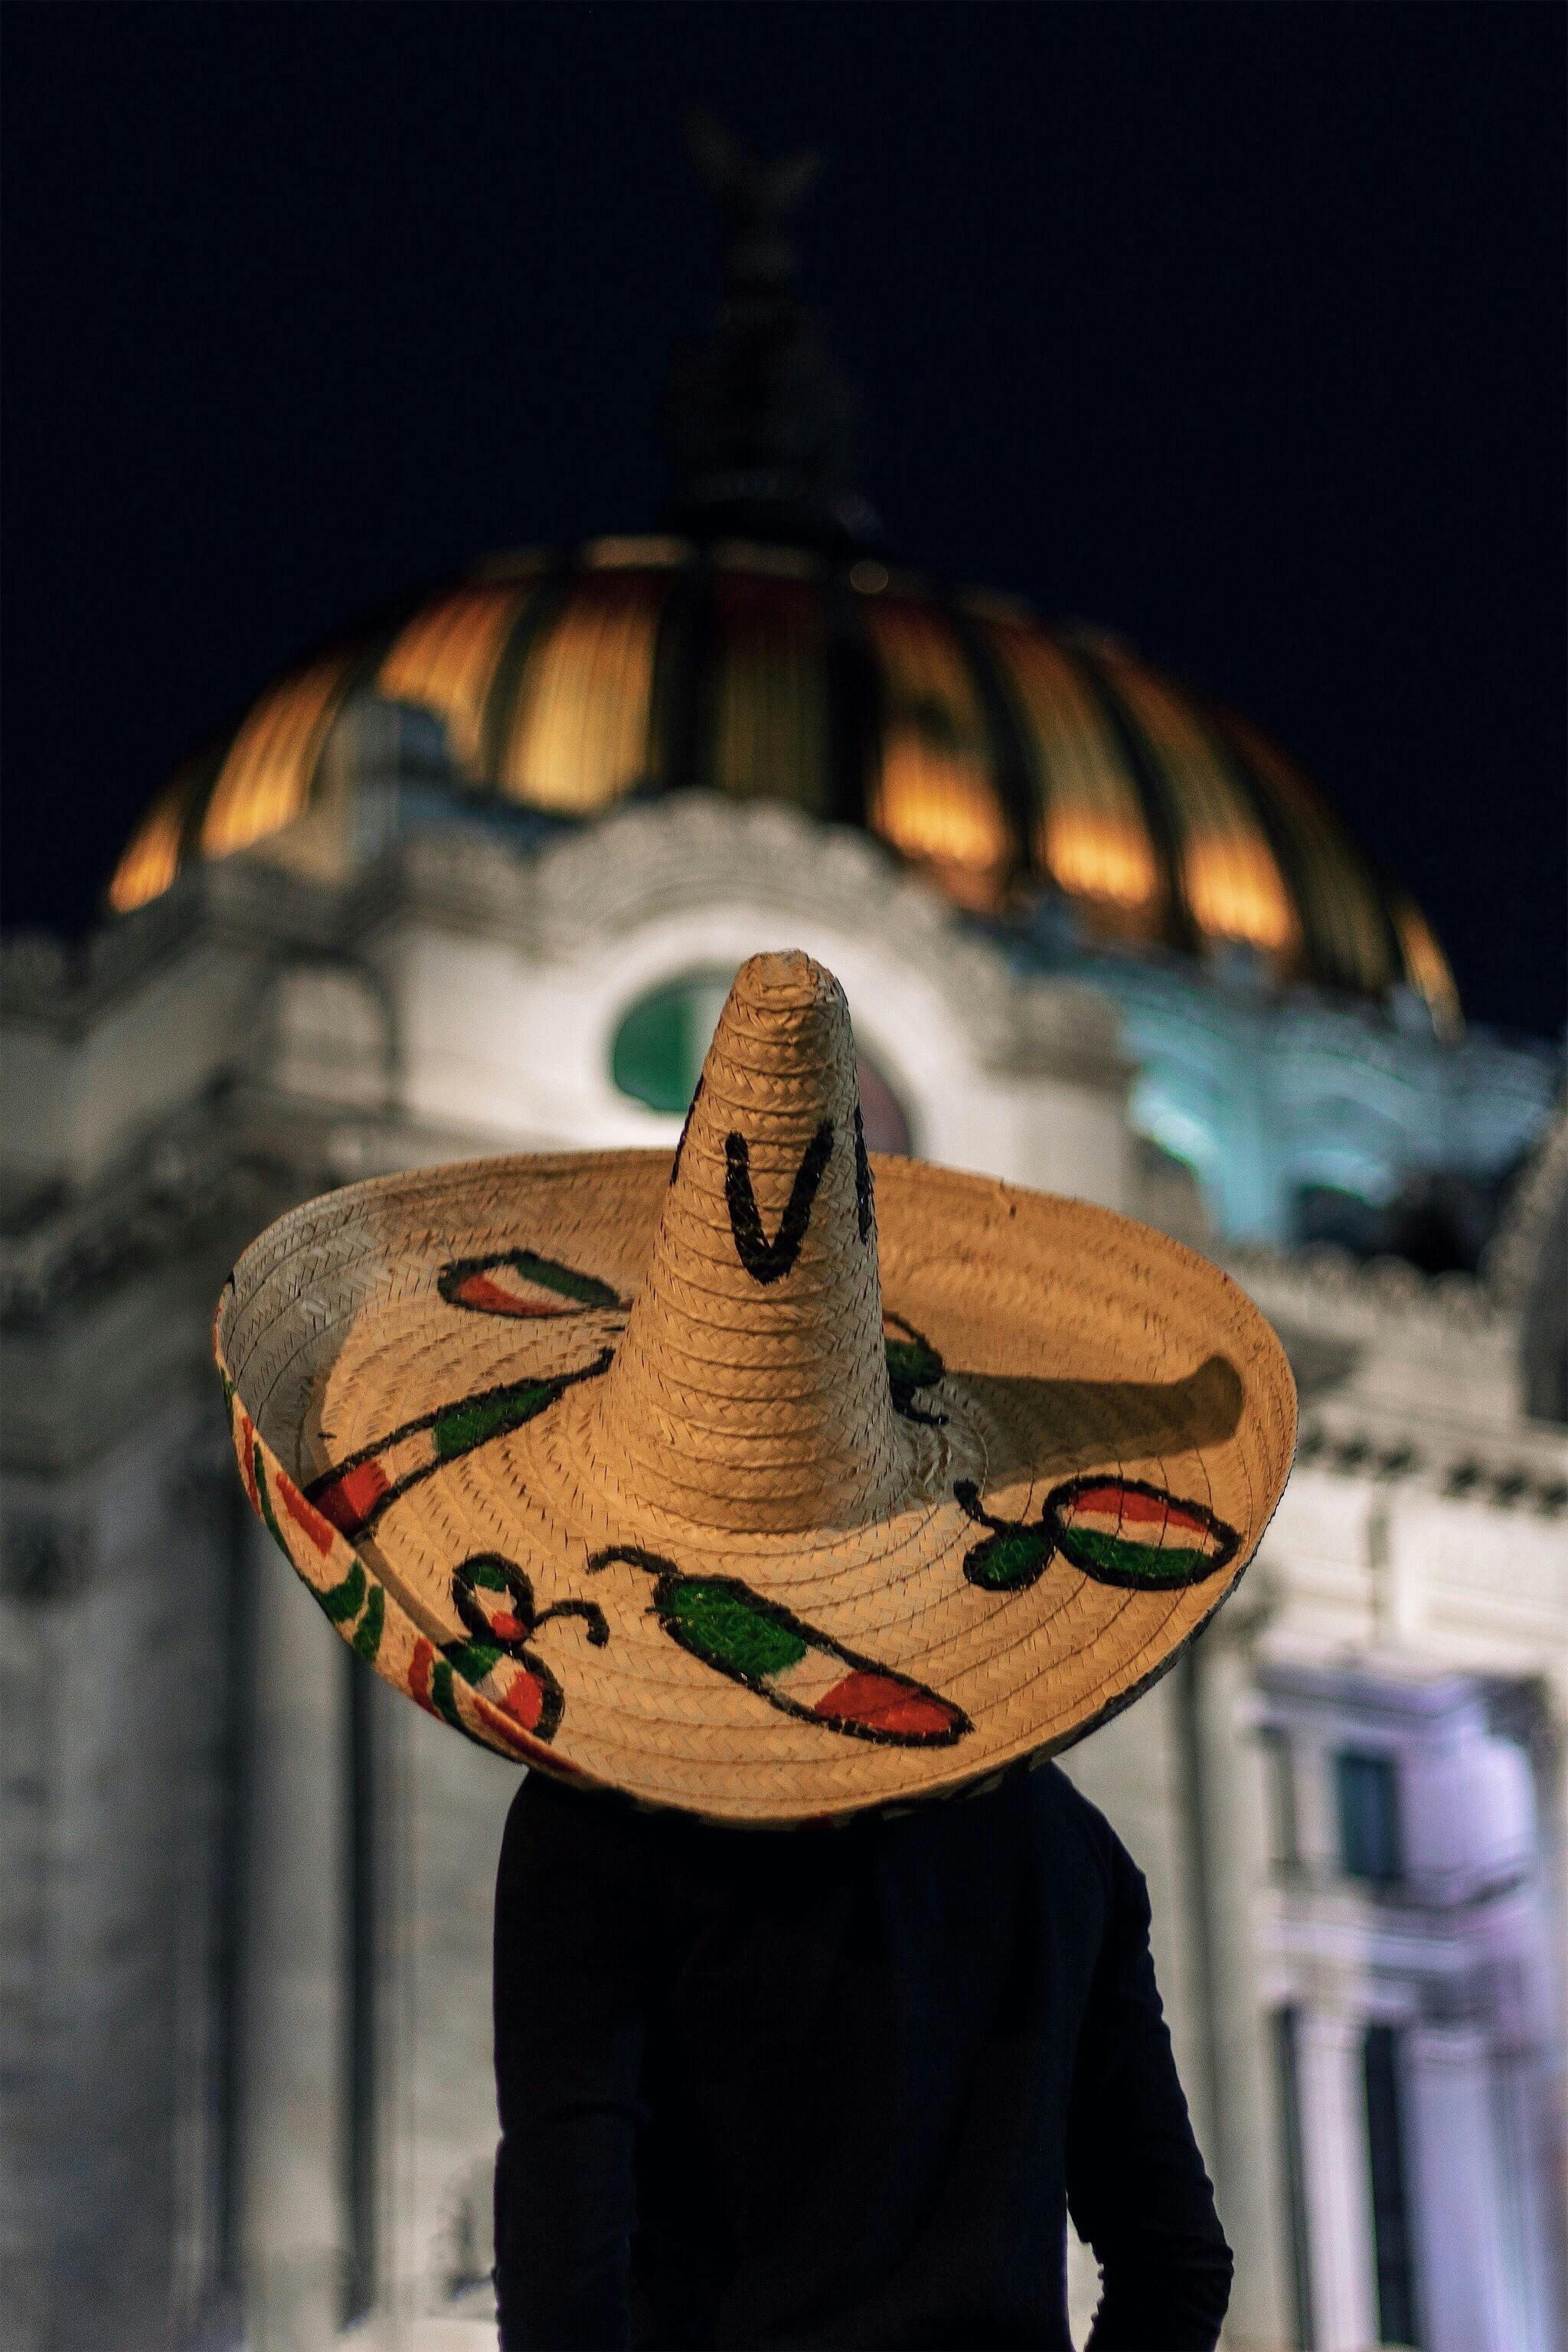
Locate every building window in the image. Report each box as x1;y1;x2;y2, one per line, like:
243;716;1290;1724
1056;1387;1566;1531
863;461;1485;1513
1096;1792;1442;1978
1334;1750;1402;1886
610;969;913;1152
612;972;733;1114
1272;2009;1315;2350
1364;2024;1421;2347
1260;1724;1298;1871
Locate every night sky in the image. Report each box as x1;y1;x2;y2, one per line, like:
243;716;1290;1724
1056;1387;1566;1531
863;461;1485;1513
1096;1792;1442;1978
3;2;1563;1040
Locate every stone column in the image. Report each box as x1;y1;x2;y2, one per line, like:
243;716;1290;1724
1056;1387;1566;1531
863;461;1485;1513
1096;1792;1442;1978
1060;1667;1211;2349
1190;1625;1295;2350
1406;2024;1517;2352
1491;2044;1567;2352
1060;1673;1210;2135
1294;2007;1377;2352
1537;1684;1568;2352
240;1523;350;2351
364;1671;514;2341
0;1510;59;2352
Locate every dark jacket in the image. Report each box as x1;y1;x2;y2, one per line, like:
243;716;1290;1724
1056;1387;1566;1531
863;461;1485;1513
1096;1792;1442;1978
493;1762;1232;2350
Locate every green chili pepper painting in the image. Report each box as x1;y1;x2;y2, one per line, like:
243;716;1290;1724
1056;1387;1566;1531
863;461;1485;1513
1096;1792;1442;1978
956;1475;1240;1593
307;1351;612;1537
439;1553;609;1743
884;1310;946;1425
589;1546;969;1746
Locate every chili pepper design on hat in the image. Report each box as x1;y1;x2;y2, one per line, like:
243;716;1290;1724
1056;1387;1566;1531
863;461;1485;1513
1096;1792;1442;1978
439;1248;622;1321
956;1475;1239;1593
306;1351;614;1539
1048;1475;1239;1587
590;1547;969;1746
309;1247;626;1536
439;1554;609;1743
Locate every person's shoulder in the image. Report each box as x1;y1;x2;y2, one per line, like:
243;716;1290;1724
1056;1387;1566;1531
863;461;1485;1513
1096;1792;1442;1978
509;1764;744;1876
505;1764;658;1867
1014;1760;1129;1899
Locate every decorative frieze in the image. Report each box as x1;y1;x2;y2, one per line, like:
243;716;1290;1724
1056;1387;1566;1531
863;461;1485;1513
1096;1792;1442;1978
1292;1423;1566;1516
0;1134;286;1331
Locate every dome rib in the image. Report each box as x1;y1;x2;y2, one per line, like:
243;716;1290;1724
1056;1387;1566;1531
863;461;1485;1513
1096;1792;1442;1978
1202;697;1396;998
976;619;1166;940
818;569;879;831
107;756;211;916
941;599;1037;893
1183;691;1321;983
860;584;1018;910
1063;640;1200;957
1091;646;1307;965
504;560;670;812
710;558;831;815
479;566;570;789
647;547;717;795
378;578;531;776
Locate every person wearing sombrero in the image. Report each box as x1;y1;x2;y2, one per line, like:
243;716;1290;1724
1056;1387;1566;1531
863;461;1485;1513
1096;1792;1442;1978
218;951;1295;2350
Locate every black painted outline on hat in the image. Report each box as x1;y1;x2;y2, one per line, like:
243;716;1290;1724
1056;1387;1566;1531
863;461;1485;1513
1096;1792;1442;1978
954;1481;1057;1592
438;1248;624;1319
670;1076;705;1184
854;1103;874;1243
304;1350;614;1538
440;1553;609;1745
955;1475;1240;1594
1044;1475;1240;1591
586;1545;971;1746
724;1119;835;1285
884;1310;948;1427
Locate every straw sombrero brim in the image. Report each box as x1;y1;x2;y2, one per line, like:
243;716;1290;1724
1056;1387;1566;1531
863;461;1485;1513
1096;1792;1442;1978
216;1149;1295;1825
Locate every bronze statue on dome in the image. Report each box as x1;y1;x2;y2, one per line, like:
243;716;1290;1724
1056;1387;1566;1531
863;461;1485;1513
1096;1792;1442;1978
685;106;821;297
666;109;868;544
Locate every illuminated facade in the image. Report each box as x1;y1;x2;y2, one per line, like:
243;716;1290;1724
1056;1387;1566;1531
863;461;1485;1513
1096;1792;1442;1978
2;125;1563;2352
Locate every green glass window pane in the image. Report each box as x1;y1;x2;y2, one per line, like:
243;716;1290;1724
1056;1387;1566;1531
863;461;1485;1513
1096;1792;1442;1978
611;972;733;1112
1261;1724;1298;1871
611;988;694;1113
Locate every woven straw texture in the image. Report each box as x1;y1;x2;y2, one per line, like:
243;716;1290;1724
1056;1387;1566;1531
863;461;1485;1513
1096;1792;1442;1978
215;952;1296;1824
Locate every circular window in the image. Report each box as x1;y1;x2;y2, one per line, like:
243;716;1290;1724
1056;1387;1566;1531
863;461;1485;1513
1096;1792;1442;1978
611;969;913;1153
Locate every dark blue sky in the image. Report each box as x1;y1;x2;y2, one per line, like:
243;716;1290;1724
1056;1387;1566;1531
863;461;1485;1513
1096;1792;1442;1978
3;2;1563;1037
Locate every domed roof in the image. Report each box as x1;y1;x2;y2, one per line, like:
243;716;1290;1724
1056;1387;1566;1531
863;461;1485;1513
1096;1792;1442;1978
108;120;1461;1033
109;533;1459;1031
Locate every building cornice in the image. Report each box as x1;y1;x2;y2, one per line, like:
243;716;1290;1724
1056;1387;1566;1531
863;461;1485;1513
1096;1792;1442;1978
1224;1240;1501;1334
1289;1409;1566;1518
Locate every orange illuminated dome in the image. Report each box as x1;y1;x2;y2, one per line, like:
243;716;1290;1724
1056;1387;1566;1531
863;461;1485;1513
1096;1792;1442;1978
106;116;1461;1037
107;536;1459;1030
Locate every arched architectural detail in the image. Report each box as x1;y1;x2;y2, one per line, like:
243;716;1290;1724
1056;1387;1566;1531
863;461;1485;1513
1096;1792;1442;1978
503;796;1133;1197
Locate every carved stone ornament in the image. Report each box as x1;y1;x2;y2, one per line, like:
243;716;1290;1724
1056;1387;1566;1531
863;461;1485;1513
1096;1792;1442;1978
527;791;1124;1083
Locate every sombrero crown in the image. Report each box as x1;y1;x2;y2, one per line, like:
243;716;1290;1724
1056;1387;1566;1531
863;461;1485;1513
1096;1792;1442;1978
593;953;903;1533
217;951;1295;1824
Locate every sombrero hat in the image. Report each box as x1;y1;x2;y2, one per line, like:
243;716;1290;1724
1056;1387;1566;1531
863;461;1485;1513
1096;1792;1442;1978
215;951;1295;1825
